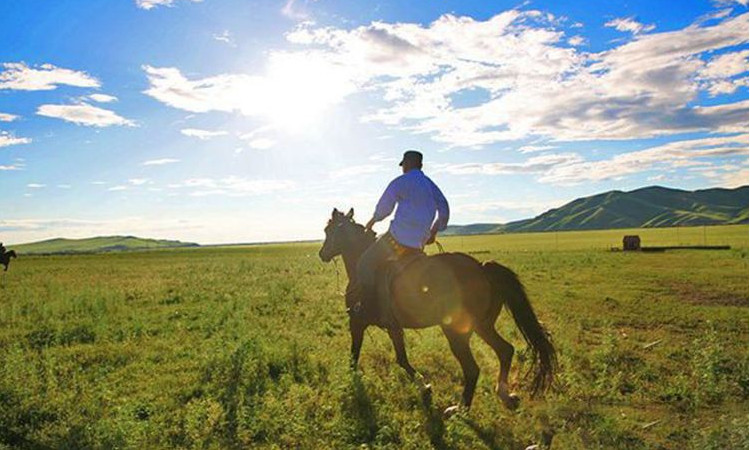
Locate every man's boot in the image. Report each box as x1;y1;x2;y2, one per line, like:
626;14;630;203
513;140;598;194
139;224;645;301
346;284;367;320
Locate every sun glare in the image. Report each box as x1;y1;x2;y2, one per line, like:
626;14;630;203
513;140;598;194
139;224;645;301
255;53;355;132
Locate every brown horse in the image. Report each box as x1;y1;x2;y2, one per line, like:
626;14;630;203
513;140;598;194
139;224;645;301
319;208;556;417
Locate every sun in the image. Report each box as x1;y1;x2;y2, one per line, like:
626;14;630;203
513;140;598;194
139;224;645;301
257;52;356;132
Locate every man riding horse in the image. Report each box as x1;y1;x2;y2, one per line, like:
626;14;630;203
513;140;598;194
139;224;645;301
354;150;449;327
0;242;16;272
319;151;555;417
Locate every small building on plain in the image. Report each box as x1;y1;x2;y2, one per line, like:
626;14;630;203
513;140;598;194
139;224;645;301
623;235;641;251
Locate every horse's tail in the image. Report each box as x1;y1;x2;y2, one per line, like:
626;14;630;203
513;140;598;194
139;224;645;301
482;261;556;397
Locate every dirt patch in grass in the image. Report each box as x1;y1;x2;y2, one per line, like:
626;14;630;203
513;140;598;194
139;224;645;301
668;281;748;307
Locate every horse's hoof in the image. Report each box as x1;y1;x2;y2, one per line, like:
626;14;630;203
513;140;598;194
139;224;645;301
443;405;463;419
420;383;432;403
503;393;521;410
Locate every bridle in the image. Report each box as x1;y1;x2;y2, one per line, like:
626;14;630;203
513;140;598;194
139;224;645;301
323;217;373;297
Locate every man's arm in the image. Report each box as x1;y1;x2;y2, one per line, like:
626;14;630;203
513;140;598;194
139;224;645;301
426;180;449;244
366;177;401;230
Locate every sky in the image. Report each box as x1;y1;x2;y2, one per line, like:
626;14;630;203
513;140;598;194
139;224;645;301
0;0;748;245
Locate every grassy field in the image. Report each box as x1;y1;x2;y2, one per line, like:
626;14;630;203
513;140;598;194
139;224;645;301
0;225;747;449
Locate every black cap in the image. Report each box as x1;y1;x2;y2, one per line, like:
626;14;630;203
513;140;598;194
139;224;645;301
399;150;423;167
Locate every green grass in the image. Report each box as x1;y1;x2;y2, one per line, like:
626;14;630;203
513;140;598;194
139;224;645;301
0;225;747;448
439;224;747;253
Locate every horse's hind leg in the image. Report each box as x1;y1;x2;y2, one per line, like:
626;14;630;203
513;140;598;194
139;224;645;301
475;321;520;410
442;327;479;418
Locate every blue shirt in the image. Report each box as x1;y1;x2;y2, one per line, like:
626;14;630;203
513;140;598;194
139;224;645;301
373;169;450;248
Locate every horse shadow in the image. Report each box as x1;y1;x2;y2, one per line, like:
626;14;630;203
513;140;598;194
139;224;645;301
416;389;523;450
417;391;450;449
344;371;523;449
343;371;379;444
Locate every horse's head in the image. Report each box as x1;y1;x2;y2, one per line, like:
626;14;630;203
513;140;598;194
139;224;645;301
319;207;374;262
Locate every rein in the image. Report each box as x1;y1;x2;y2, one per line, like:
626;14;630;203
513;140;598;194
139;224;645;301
332;256;358;297
333;256;344;296
328;222;443;297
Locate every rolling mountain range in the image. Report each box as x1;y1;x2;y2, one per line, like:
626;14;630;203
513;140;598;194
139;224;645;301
7;186;747;252
11;236;199;255
443;185;749;235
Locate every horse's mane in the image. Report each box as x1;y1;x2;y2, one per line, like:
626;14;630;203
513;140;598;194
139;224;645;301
331;216;376;245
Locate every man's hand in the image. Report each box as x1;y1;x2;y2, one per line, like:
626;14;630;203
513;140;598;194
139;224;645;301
365;217;377;232
425;229;438;245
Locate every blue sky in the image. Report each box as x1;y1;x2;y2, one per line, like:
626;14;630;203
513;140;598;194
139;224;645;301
1;0;748;244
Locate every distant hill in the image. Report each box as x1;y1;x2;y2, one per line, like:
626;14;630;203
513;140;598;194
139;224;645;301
443;185;749;235
11;236;199;255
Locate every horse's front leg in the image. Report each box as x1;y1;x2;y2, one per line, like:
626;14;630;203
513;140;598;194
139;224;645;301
349;318;366;369
388;327;432;396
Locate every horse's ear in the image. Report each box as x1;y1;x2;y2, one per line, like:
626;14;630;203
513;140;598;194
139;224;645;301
332;208;339;217
346;208;354;219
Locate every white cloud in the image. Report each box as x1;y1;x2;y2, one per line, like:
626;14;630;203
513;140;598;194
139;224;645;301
518;144;556;153
213;30;235;46
167;176;294;196
238;125;276;149
604;17;655;34
0;158;24;171
436;153;583;175
135;0;201;10
330;164;387;179
437;133;748;186
142;54;356;128
57;184;71;189
0;112;18;122
181;128;229;140
0;62;99;91
456;198;567;215
142;158;180;166
128;178;149;185
88;93;118;103
0;131;31;147
141;9;748;147
539;133;749;185
716;167;749;187
704;78;749;96
27;183;45;188
108;185;128;191
281;0;310;20
714;0;749;5
568;35;585;46
699;49;749;96
283;10;748;146
37;103;134;127
143;65;262;113
246;138;276;149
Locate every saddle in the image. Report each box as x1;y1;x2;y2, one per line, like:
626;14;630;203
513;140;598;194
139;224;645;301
373;237;428;328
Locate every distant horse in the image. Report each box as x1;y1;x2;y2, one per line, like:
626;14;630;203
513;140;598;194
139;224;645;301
0;250;16;272
319;208;556;417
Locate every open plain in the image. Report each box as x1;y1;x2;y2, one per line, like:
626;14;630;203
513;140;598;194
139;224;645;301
0;225;747;449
